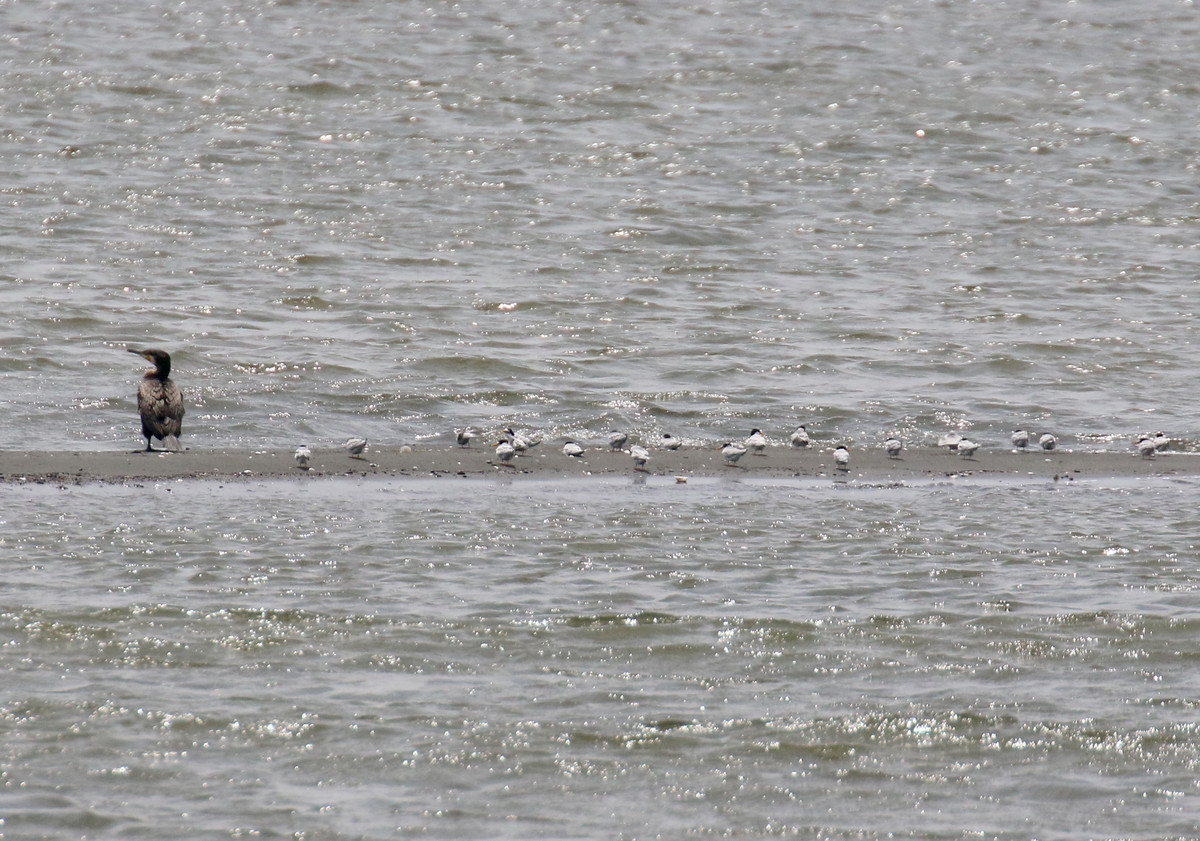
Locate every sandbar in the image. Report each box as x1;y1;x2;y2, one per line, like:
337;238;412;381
0;444;1194;485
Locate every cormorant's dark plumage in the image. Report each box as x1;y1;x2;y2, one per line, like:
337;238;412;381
128;348;184;451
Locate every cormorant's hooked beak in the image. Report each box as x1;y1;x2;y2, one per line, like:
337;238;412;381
127;348;151;360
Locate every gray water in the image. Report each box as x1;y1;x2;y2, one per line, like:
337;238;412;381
5;0;1200;451
5;0;1200;838
5;476;1200;839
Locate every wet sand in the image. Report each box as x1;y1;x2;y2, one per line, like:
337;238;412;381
0;444;1195;485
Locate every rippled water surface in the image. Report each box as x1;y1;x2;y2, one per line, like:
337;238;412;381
4;0;1200;452
5;475;1200;839
6;0;1200;837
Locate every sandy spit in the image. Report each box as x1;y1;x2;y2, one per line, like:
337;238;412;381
0;444;1194;485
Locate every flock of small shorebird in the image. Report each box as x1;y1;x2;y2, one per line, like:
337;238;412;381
294;425;1175;473
125;348;1174;474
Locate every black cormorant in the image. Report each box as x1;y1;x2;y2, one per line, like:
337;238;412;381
128;348;184;452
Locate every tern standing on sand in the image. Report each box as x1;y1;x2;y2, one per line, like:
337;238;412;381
631;445;650;471
721;443;748;466
494;440;517;466
746;428;768;456
791;425;811;448
504;428;533;453
938;432;962;453
834;446;850;469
